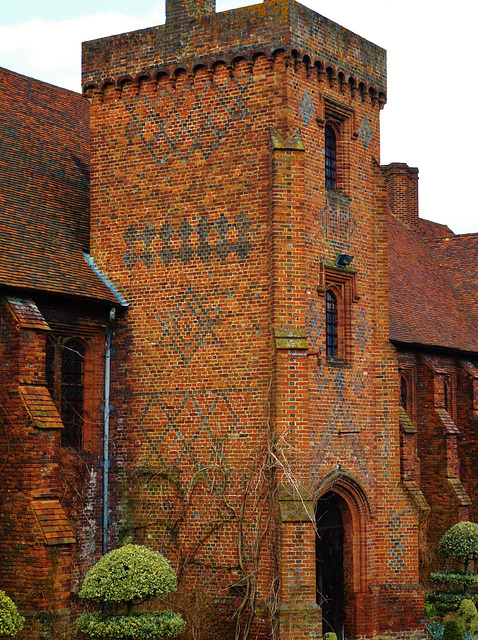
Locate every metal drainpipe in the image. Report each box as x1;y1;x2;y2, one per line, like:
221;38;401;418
102;306;116;555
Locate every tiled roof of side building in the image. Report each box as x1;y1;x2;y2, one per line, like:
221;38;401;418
388;213;478;353
417;217;455;240
0;66;118;304
425;233;478;323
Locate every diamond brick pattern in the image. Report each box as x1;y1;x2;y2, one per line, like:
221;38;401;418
123;213;252;269
359;116;373;150
123;222;157;269
125;77;251;165
316;365;326;393
354;308;371;352
389;513;407;573
299;88;314;126
312;386;372;486
353;371;365;397
158;286;222;364
306;300;322;347
319;191;356;250
134;389;256;475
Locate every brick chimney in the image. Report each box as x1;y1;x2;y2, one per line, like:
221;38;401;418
166;0;215;25
382;163;419;230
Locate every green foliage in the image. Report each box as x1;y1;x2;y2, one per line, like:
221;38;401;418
426;621;444;640
77;610;185;639
426;592;478;618
78;545;185;639
442;620;464;640
456;599;478;635
439;523;478;568
431;572;478;586
0;590;24;638
79;544;177;604
323;633;337;640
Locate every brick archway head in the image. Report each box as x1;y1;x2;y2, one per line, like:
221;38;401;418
314;469;373;521
314;469;372;594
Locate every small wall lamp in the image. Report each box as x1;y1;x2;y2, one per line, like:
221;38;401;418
335;254;354;268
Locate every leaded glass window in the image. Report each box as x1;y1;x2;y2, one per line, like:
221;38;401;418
46;336;85;448
326;290;338;359
325;124;336;190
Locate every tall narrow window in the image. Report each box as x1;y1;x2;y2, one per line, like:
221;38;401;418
444;376;452;413
400;375;408;411
326;290;338;359
325;124;336;190
46;336;85;448
61;339;85;447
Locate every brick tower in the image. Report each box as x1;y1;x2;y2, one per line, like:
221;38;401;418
83;0;424;636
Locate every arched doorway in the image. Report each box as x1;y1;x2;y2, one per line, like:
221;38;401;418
316;491;344;640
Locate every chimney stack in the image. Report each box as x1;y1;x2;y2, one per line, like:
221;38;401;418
166;0;216;25
382;163;419;230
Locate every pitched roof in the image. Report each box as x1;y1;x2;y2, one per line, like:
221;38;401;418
388;213;478;353
425;233;478;322
0;66;118;304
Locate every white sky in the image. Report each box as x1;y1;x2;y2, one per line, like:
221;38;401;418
0;0;476;235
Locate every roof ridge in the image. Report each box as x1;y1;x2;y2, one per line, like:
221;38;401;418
0;65;82;98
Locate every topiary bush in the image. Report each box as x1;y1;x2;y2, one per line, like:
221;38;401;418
0;590;24;638
456;599;478;636
428;522;478;617
439;523;478;574
77;544;185;639
442;619;464;640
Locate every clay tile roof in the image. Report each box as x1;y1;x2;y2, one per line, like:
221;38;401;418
425;233;478;322
388;213;478;353
436;408;460;435
399;407;416;434
0;67;118;304
417;218;454;240
18;385;63;429
4;296;51;331
31;499;75;545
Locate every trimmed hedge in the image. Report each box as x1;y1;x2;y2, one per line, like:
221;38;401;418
77;610;185;640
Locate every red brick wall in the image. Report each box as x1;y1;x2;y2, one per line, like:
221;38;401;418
395;351;478;579
83;1;422;637
0;297;108;639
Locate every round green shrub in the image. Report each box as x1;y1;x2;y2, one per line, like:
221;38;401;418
0;590;24;638
77;610;185;640
456;599;478;635
439;523;478;571
323;633;337;640
79;544;177;604
442;619;464;640
78;545;185;640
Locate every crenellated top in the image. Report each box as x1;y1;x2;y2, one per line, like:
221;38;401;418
83;47;386;108
82;0;386;104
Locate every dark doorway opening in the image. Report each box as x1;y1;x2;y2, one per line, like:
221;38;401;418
316;492;344;640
